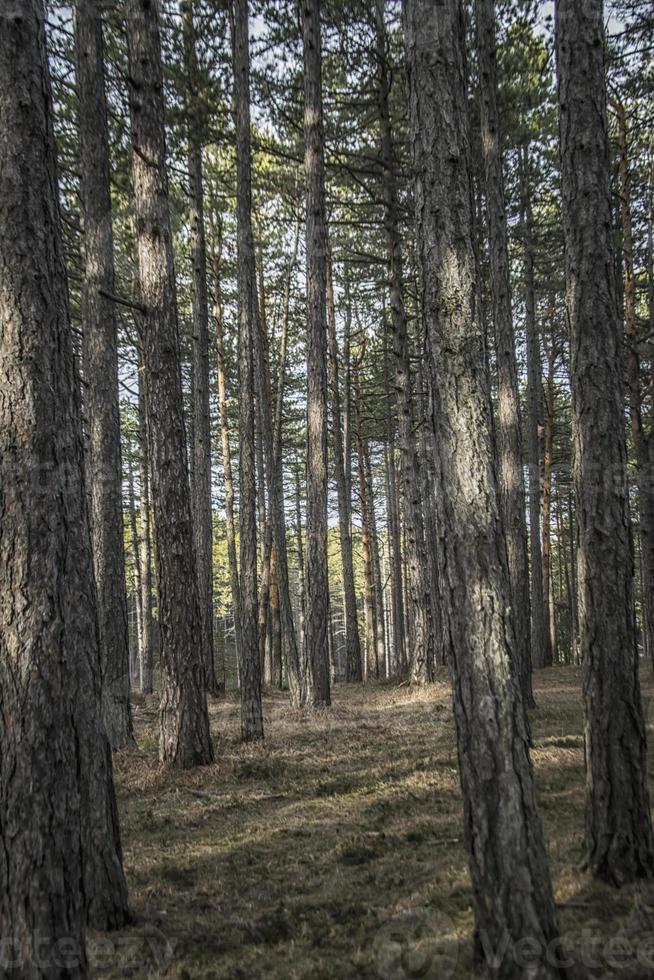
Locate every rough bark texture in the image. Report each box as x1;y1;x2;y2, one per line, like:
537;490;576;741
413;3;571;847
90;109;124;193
406;2;562;974
137;366;155;693
183;0;216;695
126;0;213;767
375;0;432;683
326;251;363;683
556;0;654;884
475;0;532;706
520;149;552;673
0;5;128;970
74;0;135;750
302;0;331;707
232;0;264;739
542;341;557;664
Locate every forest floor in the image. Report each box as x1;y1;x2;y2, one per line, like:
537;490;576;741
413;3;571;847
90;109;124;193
94;667;654;980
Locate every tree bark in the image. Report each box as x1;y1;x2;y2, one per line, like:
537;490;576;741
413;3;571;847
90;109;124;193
475;0;532;706
137;363;155;694
183;0;216;695
556;0;654;884
74;0;135;750
0;5;129;968
232;0;264;739
406;2;562;973
364;439;386;679
326;248;363;682
542;338;557;664
302;0;331;707
126;0;213;767
375;0;432;684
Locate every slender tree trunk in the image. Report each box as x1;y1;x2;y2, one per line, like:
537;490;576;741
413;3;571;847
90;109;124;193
213;230;241;661
302;0;331;707
614;97;654;667
126;0;213;767
356;408;377;679
542;341;557;664
364;440;386;678
556;0;654;884
375;0;432;683
126;454;144;688
232;0;263;739
74;0;135;750
406;2;562;973
1;7;129;967
383;345;406;675
137;365;155;693
476;0;532;706
295;462;307;659
326;249;363;682
520;147;552;672
183;0;216;695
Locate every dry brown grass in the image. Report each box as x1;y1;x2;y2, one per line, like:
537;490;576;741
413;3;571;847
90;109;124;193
92;667;654;979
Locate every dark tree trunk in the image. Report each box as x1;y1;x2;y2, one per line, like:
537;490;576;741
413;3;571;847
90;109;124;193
326;249;363;682
405;2;562;974
542;339;557;664
475;0;532;707
556;0;654;884
126;0;213;767
374;0;432;684
302;0;331;707
183;0;216;695
0;5;129;968
74;0;135;750
520;147;552;673
137;363;155;693
232;0;264;739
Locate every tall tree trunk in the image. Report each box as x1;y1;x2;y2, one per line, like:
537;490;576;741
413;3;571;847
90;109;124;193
364;439;386;678
542;339;557;664
127;453;144;688
475;0;532;706
295;462;307;658
213;229;241;661
406;2;562;973
614;97;654;668
375;0;432;684
74;0;135;750
0;5;129;966
183;0;216;695
556;0;654;884
232;0;263;739
520;146;552;672
326;249;363;682
355;392;377;680
302;0;331;707
137;363;155;693
383;343;406;676
126;0;213;767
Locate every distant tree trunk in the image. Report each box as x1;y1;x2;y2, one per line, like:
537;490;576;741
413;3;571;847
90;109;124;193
326;249;363;682
556;0;654;884
74;0;135;750
542;339;557;664
302;0;331;707
364;440;386;678
375;0;432;684
183;0;216;695
614;97;654;668
269;545;283;688
213;229;241;660
232;0;263;739
137;364;155;693
126;0;213;767
383;342;406;675
520;146;551;673
475;0;532;706
406;2;562;972
355;407;377;679
295;462;307;657
127;454;144;686
0;5;129;965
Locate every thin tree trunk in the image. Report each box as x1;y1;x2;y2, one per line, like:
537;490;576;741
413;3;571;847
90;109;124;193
137;364;155;694
476;0;532;706
556;0;654;884
383;346;406;675
542;338;557;664
126;0;213;767
302;0;331;707
406;2;562;973
355;409;377;679
326;247;363;682
232;0;263;739
126;454;144;688
375;0;432;684
183;0;216;695
74;0;135;750
1;7;129;965
520;146;552;672
213;229;241;661
364;439;386;679
295;462;307;660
